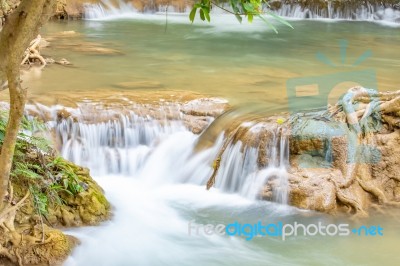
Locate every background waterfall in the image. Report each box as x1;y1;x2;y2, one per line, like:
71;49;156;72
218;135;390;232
84;0;400;24
273;2;400;22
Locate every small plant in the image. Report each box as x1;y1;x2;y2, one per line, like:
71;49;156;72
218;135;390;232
30;185;49;216
46;156;84;195
190;0;293;33
1;112;83;219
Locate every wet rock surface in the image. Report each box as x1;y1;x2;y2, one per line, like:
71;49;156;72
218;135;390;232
24;89;230;135
196;87;400;216
10;88;400;217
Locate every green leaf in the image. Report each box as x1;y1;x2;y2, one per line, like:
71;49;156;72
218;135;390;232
243;3;255;12
248;13;253;23
229;0;243;23
200;9;205;21
63;178;69;189
202;7;210;22
189;7;197;23
258;15;278;33
266;11;293;29
230;0;240;13
235;14;243;23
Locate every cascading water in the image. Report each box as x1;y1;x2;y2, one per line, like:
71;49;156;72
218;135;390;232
26;101;400;265
273;3;400;23
84;0;400;24
55;112;186;175
84;0;139;19
28;100;293;265
48;103;290;201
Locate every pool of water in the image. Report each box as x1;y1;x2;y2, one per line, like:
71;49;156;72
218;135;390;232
19;14;400;266
24;15;400;113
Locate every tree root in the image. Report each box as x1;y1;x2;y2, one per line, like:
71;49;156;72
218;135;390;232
338;86;400;133
330;173;367;216
357;177;386;204
335;188;367;216
0;184;49;265
327;87;400;214
0;185;30;232
382;115;400;129
336;163;358;189
21;35;46;66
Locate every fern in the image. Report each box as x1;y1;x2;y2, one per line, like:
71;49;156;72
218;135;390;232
12;162;42;179
1;111;84;220
30;186;48;216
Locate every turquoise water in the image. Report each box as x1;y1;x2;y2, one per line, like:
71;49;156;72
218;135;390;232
21;15;400;266
26;17;400;113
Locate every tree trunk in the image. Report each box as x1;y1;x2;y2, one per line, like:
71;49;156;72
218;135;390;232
0;0;56;210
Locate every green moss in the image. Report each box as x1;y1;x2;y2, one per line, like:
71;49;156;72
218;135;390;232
1;113;110;227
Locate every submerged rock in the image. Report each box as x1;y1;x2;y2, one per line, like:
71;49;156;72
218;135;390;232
56;58;72;65
74;46;123;55
24;89;230;135
114;81;163;90
181;98;229;117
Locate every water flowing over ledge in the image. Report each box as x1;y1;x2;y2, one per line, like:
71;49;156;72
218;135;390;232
15;86;400;216
84;0;400;25
24;96;290;202
270;0;400;23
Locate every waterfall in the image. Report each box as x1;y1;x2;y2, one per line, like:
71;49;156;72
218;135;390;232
84;0;139;20
84;0;185;20
30;102;290;203
210;127;289;203
55;112;186;175
84;0;400;24
274;3;400;23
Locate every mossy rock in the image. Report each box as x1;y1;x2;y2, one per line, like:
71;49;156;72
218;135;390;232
14;158;110;228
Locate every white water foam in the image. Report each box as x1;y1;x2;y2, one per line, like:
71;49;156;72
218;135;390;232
38;100;290;201
84;0;400;27
63;177;292;266
41;103;292;265
54;107;291;266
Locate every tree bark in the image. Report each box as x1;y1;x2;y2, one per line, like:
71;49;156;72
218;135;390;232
0;0;56;210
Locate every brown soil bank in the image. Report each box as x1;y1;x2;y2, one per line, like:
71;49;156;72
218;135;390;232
0;114;110;265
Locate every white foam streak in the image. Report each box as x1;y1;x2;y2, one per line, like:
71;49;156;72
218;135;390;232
84;0;400;27
64;178;283;266
52;105;293;265
53;106;290;201
56;112;186;175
